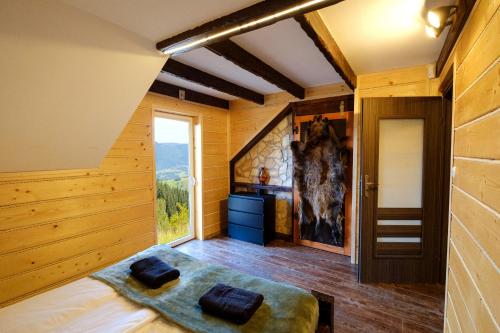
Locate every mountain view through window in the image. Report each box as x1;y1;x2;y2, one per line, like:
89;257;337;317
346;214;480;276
154;117;191;244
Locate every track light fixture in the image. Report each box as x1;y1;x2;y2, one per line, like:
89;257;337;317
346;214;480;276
425;5;457;38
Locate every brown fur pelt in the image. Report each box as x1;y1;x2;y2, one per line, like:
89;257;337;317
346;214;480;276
291;115;347;246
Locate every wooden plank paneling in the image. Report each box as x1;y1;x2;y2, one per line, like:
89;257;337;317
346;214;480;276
203;223;222;239
203;187;229;203
0;169;101;182
448;245;497;332
203;166;227;180
0;203;154;253
0;172;152;206
455;10;499;96
203;154;227;167
0;188;154;230
358;64;430;90
454;62;499;127
107;140;153;157
444;1;500;330
453;111;500;159
99;156;153;173
129;106;154;125
0;104;156;306
204;143;226;155
204;211;222;228
203;201;221;216
445;295;462;333
0;233;154;305
119;123;152;141
451;187;499;263
453;158;500;212
447;269;476;333
203;119;227;134
450;217;499;321
203;177;229;190
435;0;477;77
455;0;499;68
358;81;430;98
0;218;154;279
203;131;227;144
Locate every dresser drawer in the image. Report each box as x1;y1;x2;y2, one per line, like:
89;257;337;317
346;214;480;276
228;196;263;214
228;223;264;245
228;210;263;229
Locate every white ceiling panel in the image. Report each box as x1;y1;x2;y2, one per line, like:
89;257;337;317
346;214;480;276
157;72;237;100
62;0;260;42
174;48;282;94
319;0;448;74
232;18;344;87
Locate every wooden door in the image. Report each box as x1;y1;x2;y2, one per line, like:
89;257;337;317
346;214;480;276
359;97;446;283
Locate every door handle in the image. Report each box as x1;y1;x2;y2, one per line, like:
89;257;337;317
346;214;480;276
364;175;378;197
188;176;197;187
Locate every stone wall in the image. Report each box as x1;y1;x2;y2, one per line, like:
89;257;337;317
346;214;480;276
234;115;293;235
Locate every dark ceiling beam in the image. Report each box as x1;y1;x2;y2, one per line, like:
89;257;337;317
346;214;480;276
295;12;356;90
149;80;229;110
156;0;343;55
435;0;476;77
207;40;305;99
163;59;264;105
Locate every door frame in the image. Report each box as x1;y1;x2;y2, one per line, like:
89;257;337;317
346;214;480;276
358;97;447;283
153;112;196;247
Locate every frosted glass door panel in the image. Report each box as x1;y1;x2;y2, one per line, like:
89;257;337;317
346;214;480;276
377;220;422;226
378;119;423;208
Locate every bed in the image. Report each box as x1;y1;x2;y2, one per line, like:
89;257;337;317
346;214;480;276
0;245;333;333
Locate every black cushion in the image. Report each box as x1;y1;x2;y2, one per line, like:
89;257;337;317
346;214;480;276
130;256;180;289
198;283;264;324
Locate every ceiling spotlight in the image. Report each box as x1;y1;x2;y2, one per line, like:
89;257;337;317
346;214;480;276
425;25;439;38
425;5;457;38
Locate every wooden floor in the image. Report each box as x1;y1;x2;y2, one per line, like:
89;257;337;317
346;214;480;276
177;237;444;333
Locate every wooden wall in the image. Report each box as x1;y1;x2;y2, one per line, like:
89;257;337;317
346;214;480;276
229;82;352;158
0;92;229;307
441;0;499;331
356;64;440;97
352;64;441;263
0;103;156;307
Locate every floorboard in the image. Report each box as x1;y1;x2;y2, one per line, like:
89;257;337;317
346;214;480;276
176;237;444;333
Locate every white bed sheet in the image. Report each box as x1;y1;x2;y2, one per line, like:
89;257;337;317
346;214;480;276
0;278;188;333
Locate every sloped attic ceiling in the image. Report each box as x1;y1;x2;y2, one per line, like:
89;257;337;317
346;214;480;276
0;0;167;172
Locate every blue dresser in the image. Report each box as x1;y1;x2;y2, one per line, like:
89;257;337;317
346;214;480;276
227;192;275;245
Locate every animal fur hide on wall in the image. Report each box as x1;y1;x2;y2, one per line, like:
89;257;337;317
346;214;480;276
291;115;347;247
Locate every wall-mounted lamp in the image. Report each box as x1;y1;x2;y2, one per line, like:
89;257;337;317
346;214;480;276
425;5;457;38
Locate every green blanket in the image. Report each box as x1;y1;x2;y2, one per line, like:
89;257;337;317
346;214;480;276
91;245;318;333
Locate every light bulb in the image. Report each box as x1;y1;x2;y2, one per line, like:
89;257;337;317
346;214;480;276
427;10;441;28
425;25;438;38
